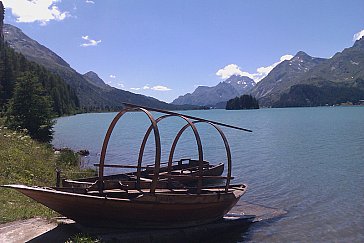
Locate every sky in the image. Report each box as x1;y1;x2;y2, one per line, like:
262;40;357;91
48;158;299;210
2;0;364;102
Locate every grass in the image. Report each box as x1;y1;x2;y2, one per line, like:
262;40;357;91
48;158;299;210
0;119;95;224
65;233;101;243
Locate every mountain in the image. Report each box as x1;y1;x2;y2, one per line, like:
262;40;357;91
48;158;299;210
3;24;70;69
83;71;112;91
0;11;78;116
223;75;256;94
172;75;255;107
273;38;364;107
251;38;364;107
298;37;364;88
250;51;327;106
3;24;193;110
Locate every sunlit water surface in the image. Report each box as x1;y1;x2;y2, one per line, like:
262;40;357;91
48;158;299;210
53;107;364;242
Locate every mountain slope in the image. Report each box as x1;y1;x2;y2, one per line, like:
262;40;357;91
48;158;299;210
273;38;364;107
3;24;70;69
250;51;327;106
172;75;255;106
3;24;190;110
299;37;364;88
1;21;79;115
83;71;113;91
223;75;256;94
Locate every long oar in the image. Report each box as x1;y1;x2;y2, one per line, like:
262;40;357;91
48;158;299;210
122;103;253;132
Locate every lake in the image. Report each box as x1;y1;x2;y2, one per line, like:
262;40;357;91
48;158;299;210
53;107;364;242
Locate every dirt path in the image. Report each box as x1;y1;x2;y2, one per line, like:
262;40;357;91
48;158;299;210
0;218;58;243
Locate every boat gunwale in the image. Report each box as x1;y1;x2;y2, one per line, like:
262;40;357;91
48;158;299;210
1;184;247;204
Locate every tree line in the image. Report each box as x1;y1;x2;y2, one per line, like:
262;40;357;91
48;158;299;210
273;84;364;107
0;40;80;142
226;94;259;110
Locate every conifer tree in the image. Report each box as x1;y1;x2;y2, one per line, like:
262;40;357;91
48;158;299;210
226;94;259;110
6;72;55;142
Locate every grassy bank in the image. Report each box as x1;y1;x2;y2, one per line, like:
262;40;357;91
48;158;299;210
0;120;94;223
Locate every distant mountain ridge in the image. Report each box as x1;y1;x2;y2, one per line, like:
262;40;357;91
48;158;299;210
0;19;78;115
4;24;70;69
172;75;255;107
298;37;364;88
224;75;256;94
273;37;364;107
4;22;364;109
174;37;364;108
250;51;327;106
3;24;195;110
83;71;113;91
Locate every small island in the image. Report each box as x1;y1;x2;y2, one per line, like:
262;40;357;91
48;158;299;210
226;94;260;110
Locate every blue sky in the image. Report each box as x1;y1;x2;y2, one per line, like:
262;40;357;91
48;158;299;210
2;0;364;102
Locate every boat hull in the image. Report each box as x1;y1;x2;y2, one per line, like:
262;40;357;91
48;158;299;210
3;184;246;228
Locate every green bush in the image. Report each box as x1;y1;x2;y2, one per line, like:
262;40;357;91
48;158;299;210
56;149;80;167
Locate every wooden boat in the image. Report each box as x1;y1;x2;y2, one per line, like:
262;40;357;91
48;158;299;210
64;158;224;186
149;159;225;184
2;103;252;228
3;184;247;228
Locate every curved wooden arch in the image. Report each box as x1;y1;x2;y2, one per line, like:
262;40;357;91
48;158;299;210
98;107;161;193
136;114;203;189
169;121;232;192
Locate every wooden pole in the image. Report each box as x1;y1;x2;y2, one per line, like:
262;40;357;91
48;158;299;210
122;103;253;133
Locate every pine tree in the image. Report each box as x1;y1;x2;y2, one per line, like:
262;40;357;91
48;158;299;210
6;72;55;143
226;94;259;110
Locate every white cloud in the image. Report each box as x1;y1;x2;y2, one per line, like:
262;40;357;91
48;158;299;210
109;75;116;78
216;54;293;83
85;0;95;4
2;0;70;25
117;83;124;88
194;84;208;87
216;64;255;80
255;54;293;81
80;35;101;47
353;29;364;41
150;85;172;91
130;85;172;92
280;55;294;62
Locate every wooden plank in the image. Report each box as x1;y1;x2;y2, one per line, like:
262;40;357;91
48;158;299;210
62;180;94;185
161;174;234;179
94;164;148;169
123;103;253;132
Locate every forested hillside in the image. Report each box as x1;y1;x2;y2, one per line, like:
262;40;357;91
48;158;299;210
3;24;198;111
0;31;79;116
0;42;79;116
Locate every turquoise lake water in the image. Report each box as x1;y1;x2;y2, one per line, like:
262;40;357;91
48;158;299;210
53;107;364;242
